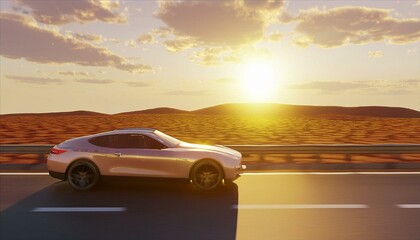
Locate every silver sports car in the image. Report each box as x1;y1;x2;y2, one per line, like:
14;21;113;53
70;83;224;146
48;128;245;191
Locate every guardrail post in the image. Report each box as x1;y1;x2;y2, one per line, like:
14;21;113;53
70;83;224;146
345;154;352;162
37;153;45;162
285;154;293;163
259;153;265;162
315;154;322;163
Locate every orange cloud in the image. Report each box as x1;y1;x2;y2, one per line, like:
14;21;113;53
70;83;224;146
156;0;285;46
6;74;64;85
137;33;156;44
164;90;209;96
125;40;137;48
294;7;420;48
0;12;153;73
266;32;282;42
149;27;173;38
289;80;420;95
75;79;114;84
163;37;199;52
290;81;370;92
191;47;226;66
72;33;104;43
126;81;152;87
58;71;94;76
155;1;286;66
14;0;126;25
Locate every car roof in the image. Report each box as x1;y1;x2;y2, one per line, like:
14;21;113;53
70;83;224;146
112;128;157;133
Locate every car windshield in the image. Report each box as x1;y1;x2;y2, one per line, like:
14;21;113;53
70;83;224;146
153;130;182;147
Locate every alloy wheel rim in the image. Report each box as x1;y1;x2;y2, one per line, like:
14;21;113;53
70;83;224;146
195;165;221;189
69;165;95;189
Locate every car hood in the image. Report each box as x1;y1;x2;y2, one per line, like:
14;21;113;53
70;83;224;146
177;142;241;158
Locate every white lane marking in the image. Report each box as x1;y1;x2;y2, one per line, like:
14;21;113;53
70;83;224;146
32;207;126;212
242;172;420;176
397;204;420;209
233;204;369;209
0;172;49;176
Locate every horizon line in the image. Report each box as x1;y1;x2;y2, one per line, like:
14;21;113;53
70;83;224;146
1;102;419;116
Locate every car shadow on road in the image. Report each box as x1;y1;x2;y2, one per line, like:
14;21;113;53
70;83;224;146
0;180;238;240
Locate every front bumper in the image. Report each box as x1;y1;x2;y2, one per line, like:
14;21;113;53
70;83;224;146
235;164;247;172
232;164;246;181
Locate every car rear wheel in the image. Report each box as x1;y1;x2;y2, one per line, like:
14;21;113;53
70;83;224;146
67;160;100;191
190;160;224;191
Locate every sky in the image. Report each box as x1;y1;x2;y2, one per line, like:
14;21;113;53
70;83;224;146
0;0;419;114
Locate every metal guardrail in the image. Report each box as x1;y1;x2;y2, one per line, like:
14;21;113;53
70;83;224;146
1;144;420;163
0;145;54;154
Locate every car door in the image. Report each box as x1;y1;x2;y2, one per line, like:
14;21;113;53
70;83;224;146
109;134;186;178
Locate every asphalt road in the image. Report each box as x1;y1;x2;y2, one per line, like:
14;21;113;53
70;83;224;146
1;172;420;240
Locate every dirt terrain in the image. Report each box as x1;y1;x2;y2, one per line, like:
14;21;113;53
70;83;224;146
1;113;419;164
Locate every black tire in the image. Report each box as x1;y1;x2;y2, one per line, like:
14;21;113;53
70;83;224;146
190;160;224;191
67;160;100;191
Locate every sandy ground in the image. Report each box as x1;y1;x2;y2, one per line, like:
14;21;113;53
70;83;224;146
1;114;420;164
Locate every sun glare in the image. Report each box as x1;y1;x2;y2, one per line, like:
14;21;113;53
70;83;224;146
239;59;278;102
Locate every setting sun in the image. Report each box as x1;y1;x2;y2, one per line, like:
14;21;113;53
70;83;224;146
240;59;278;102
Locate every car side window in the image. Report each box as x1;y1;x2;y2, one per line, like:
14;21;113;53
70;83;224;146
88;134;132;148
89;134;166;149
88;135;112;148
143;135;167;149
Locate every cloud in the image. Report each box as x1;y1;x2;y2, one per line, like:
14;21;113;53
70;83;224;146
293;7;420;48
154;1;287;65
216;77;237;83
72;33;104;43
163;37;199;52
137;33;156;44
279;12;294;23
407;48;418;54
150;27;173;38
125;39;137;48
164;90;209;96
404;79;420;84
126;81;152;87
190;47;232;66
156;0;285;46
0;12;153;73
266;32;282;42
58;71;94;76
368;51;383;58
190;45;269;66
108;38;120;44
75;78;114;84
289;80;420;94
14;0;126;25
290;81;370;91
6;74;64;84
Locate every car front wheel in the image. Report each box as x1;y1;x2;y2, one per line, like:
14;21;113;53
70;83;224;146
190;160;224;190
67;160;100;191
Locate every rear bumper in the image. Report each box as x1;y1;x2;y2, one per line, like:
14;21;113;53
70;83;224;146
49;170;66;181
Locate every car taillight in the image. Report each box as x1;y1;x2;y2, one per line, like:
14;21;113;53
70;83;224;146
50;148;67;154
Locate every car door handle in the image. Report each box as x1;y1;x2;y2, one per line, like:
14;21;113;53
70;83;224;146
114;152;122;157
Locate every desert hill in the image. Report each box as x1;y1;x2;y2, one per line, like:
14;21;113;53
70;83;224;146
1;103;419;118
117;107;188;115
193;103;420;118
1;110;106;117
